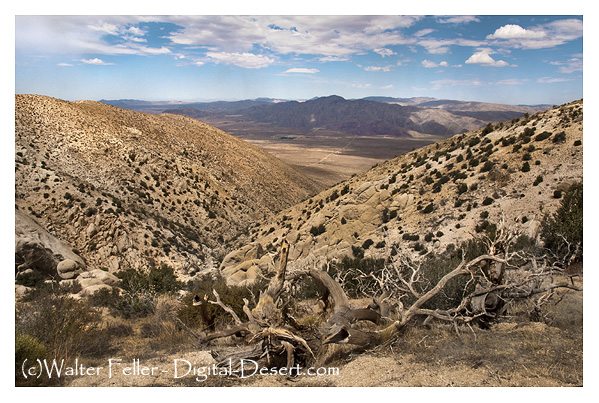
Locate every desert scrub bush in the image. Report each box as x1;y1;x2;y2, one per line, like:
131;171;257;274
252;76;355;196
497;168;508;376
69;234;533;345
179;274;267;330
118;263;183;295
87;287;121;308
352;245;365;259
534;131;552;142
15;291;111;382
482;197;494;206
15;330;48;385
480;160;494;173
457;183;468;195
552;131;566;143
309;223;326;237
521;162;531;172
422;203;434;214
533;175;544;186
541;182;582;263
362;239;374;250
481;123;494;136
140;295;189;351
110;264;181;319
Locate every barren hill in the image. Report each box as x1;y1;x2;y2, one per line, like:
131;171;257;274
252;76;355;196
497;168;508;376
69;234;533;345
15;94;320;277
220;100;583;285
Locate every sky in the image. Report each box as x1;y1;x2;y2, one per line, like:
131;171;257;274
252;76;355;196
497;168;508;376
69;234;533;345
14;12;584;106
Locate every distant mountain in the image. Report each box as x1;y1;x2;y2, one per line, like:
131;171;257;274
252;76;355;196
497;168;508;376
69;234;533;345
160;95;551;138
100;98;282;114
102;95;552;141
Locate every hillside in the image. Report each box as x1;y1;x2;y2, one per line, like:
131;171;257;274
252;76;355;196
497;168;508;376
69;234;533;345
15;94;320;278
220;100;583;285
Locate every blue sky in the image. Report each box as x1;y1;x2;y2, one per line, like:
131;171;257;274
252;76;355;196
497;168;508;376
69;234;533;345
15;13;583;105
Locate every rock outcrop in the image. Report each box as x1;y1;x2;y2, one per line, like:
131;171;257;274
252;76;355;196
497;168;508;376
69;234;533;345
15;210;86;277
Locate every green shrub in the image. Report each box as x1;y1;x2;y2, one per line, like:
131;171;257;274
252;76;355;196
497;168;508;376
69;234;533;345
362;239;374;250
352;245;364;259
521;162;531;172
15;330;47;385
481;160;494;173
541;182;582;262
482;197;494;206
422;203;434;214
309;224;326;237
118;263;183;295
481;123;494;136
15;292;110;382
552;131;566;143
179;274;266;330
533;175;544;186
534;131;552;142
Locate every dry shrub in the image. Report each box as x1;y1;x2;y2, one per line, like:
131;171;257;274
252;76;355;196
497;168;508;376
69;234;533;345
15;292;112;385
140;294;189;351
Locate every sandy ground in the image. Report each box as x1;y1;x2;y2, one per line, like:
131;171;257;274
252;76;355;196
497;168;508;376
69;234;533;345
61;281;582;388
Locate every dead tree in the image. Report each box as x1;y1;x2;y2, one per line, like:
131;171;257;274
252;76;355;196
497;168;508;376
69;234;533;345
184;227;582;371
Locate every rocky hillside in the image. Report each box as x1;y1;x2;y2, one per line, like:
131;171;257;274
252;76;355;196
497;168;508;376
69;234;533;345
221;100;583;285
15;94;320;279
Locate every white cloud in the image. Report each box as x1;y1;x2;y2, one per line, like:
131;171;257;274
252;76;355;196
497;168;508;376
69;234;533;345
318;55;350;62
496;78;529;86
351;83;371;89
88;23;119;36
487;24;546;40
537;77;570;84
414;29;435;37
167;16;418;57
205;52;274;69
421;60;438;68
57;62;73;67
80;58;114;65
465;51;510;67
126;26;145;36
364;65;393;72
283;68;320;74
486;19;582;50
430;78;483;89
381;84;393;89
418;37;485;55
421;60;449;68
374;48;395;58
550;57;582;74
438;16;480;24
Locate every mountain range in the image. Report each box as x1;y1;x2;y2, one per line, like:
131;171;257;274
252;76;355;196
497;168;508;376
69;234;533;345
102;95;551;138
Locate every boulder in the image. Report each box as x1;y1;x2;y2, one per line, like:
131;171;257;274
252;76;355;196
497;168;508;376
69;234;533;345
15;210;85;276
57;259;83;279
78;269;120;287
15;284;31;298
76;269;120;297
